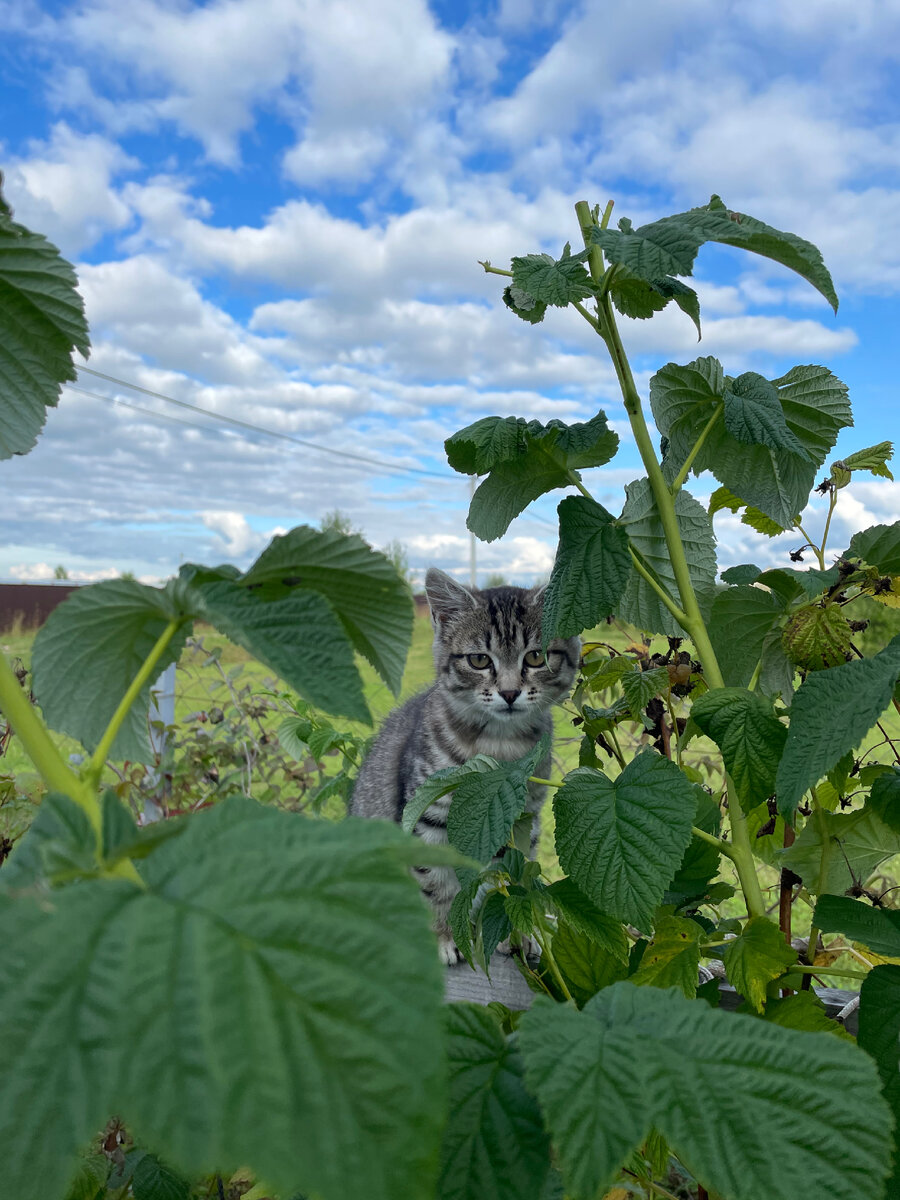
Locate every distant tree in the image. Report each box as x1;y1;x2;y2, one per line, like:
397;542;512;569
53;565;69;580
484;572;507;587
119;570;137;582
320;509;362;537
382;539;413;589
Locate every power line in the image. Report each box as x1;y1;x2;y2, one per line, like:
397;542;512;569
69;386;239;438
75;365;455;481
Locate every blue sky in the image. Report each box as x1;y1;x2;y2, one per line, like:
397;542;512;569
2;0;899;587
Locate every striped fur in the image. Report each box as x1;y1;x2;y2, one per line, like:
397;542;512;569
350;567;580;963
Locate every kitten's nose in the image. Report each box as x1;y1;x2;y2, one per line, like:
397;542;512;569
499;689;521;708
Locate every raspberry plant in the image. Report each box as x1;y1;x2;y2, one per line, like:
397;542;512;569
1;178;900;1200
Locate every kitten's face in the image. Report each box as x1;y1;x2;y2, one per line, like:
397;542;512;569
425;568;580;732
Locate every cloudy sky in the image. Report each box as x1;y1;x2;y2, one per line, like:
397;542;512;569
2;0;899;587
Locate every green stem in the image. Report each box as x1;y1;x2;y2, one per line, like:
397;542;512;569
478;262;513;277
664;689;683;768
0;653;100;831
85;618;183;787
572;299;603;333
747;659;763;692
608;726;627;768
820;489;838;560
574;198;766;921
529;775;566;789
566;469;595;501
796;522;826;571
692;825;737;861
534;920;575;1004
670;402;723;493
793;964;869;981
628;548;688;625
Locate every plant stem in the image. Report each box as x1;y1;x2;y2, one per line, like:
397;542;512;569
747;659;763;692
664;690;682;767
691;824;737;860
802;924;820;992
566;469;595;501
628;548;689;625
478;262;513;277
533;922;575;1003
0;653;100;833
85;619;184;787
820;488;838;560
796;522;825;571
608;726;627;768
670;402;723;493
793;964;869;981
529;775;566;789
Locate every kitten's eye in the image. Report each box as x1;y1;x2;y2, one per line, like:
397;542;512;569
524;650;545;668
466;653;491;670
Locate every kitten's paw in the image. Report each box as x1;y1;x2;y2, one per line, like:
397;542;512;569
496;934;541;963
437;931;467;966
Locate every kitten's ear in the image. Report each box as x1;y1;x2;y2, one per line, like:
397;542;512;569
529;581;548;605
425;567;478;624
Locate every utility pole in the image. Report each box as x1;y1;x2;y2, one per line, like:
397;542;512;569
469;476;477;587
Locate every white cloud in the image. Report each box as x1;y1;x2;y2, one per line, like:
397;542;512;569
9;561;120;583
2;122;136;254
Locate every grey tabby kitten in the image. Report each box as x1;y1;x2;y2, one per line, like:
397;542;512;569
350;567;580;964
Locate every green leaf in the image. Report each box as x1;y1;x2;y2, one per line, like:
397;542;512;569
723;372;810;457
782;602;853;671
541;497;631;641
775;634;900;816
720;563;763;584
722;916;797;1012
621;665;670;717
449;870;482;969
675;195;839;311
438;1004;550;1200
511;252;595;307
544;878;629;962
402;755;499;835
551;922;629;1006
131;1154;190;1200
691;689;787;812
859;966;900;1198
653;358;851;528
187;578;370;723
846;522;900;577
0;790;96;891
783;807;900;894
519;982;891;1200
707;586;783;687
447;737;549;863
630;915;702;997
597;195;838;310
742;505;790;537
503;284;547;324
30;580;188;763
241;526;414;697
65;1155;110;1200
763;990;852;1039
870;766;900;832
813;894;900;958
553;752;699;931
464;414;619;542
838;441;894;482
609;269;701;338
665;791;722;906
0;804;448;1200
0;199;90;458
445;416;541;475
617;477;717;636
479;890;513;969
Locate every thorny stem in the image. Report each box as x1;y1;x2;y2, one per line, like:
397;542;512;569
576;198;766;921
670;401;723;494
